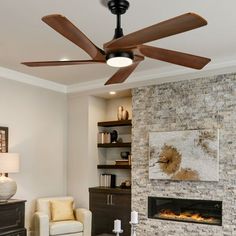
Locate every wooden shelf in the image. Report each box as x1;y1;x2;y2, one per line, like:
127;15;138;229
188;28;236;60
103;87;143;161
98;120;132;127
97;164;131;169
97;142;131;148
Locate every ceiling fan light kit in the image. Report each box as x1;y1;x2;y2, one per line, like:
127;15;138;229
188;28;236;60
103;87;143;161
22;0;211;85
106;51;133;68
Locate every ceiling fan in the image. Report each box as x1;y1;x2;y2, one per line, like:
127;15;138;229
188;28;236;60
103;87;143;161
22;0;211;85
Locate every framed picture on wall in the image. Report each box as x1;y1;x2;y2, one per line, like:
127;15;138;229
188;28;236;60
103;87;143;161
149;129;219;182
0;127;8;153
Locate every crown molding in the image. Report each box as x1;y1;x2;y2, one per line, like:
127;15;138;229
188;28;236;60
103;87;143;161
0;66;67;93
67;57;236;94
0;57;236;94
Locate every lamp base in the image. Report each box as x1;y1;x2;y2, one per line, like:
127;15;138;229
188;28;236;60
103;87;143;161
0;175;17;202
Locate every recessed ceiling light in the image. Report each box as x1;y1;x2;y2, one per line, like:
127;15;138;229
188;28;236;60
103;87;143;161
109;91;116;95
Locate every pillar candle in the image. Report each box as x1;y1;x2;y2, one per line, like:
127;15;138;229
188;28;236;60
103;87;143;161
131;211;138;224
114;219;121;231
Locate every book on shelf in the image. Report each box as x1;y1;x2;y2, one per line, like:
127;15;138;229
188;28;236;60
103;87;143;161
100;174;116;188
115;155;132;165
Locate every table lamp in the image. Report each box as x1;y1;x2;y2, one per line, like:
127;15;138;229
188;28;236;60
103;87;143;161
0;153;20;202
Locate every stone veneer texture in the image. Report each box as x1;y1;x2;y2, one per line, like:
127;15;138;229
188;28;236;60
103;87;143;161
132;73;236;236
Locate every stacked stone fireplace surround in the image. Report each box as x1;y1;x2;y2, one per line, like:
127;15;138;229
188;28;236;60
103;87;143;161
132;73;236;236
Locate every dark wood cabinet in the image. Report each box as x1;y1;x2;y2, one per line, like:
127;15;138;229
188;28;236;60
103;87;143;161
0;200;26;236
89;187;131;236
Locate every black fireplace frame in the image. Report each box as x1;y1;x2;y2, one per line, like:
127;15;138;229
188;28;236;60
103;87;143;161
148;196;222;226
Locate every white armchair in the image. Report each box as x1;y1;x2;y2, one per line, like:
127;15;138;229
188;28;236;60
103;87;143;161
33;196;91;236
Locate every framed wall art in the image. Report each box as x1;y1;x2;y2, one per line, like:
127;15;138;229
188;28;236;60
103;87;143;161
0;127;8;153
149;129;219;182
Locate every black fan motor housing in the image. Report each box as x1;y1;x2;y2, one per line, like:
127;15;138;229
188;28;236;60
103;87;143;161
108;0;129;15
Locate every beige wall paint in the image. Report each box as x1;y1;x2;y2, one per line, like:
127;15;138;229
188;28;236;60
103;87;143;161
0;77;67;231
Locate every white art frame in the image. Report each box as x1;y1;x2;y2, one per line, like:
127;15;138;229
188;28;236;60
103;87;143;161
149;129;219;181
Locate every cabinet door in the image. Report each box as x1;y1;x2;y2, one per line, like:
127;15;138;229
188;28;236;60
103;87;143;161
91;209;112;236
90;192;111;236
110;194;131;236
90;192;110;209
90;192;131;236
110;193;131;209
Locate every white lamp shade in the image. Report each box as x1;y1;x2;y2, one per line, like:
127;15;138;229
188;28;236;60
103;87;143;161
0;153;20;173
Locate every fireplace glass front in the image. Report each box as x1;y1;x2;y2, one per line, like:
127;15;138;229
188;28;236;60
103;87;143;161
148;197;222;226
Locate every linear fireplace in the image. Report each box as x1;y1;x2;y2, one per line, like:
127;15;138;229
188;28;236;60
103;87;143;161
148;197;222;226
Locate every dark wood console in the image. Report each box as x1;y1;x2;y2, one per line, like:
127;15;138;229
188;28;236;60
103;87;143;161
0;200;26;236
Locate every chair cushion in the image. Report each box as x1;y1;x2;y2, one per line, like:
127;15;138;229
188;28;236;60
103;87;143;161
49;220;83;235
50;199;75;221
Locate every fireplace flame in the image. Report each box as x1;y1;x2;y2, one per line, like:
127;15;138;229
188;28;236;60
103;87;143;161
158;209;216;223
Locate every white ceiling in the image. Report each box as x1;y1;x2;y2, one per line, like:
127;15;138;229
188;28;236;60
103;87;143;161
0;0;236;92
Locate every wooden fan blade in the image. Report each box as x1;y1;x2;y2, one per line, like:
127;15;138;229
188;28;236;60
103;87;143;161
22;60;105;67
105;56;143;85
42;14;105;60
139;45;211;69
104;13;207;49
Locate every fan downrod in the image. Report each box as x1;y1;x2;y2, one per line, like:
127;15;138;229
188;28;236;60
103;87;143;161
108;0;129;39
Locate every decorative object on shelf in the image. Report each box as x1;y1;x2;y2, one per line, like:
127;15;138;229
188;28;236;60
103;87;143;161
149;129;219;181
111;130;118;143
0;127;8;153
0;153;20;202
130;211;138;236
117;106;123;120
120;180;131;189
117;137;123;143
113;219;123;235
120;151;130;159
122;110;129;120
117;106;129;120
98;132;111;144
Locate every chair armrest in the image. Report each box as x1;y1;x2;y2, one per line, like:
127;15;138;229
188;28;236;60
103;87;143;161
74;208;92;236
33;211;49;236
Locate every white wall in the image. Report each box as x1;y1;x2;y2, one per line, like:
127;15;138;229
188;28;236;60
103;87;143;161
0;77;67;231
67;95;106;208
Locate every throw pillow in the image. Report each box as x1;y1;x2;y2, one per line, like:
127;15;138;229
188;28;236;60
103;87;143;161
50;199;75;221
